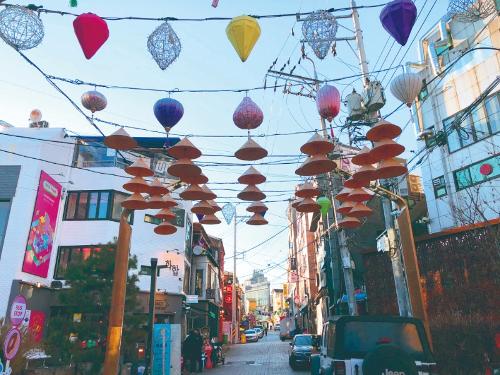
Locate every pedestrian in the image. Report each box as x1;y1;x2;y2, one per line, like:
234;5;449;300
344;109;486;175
264;327;268;336
183;330;203;373
193;329;204;372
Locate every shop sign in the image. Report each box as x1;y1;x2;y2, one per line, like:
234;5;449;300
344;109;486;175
10;295;26;326
3;327;21;360
186;295;198;304
152;324;171;375
22;171;62;278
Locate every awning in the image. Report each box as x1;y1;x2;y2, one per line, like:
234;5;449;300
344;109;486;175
340;292;367;303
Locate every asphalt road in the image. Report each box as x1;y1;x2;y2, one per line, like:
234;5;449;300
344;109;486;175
206;331;309;375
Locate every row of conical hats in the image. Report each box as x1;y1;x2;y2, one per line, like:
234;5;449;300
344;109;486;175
291;182;322;213
236;166;268;225
295;133;337;177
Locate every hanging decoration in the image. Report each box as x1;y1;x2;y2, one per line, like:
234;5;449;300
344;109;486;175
296;198;320;213
81;90;107;113
237;185;266;201
123;177;150;193
335;187;353;202
375;158;408;179
337;216;362;229
238;166;266;185
301;10;338;60
154;222;177;235
316;196;331;216
352;164;376;184
370;138;405;161
182;173;209;185
348;188;374;202
104;128;137;151
179;184;210;201
246;213;268;226
147;195;166;209
226;15;261;62
167;137;202;160
167;158;201;179
316;84;341;122
338;201;355;215
192;201;216;216
233;96;264;130
221;203;236;224
447;0;497;22
380;0;417;46
124;158;154;177
0;5;44;50
153;98;184;132
296;182;320;198
296;154;336;176
300;133;335;156
234;137;268;161
147;21;181;70
155;208;176;221
147;178;169;196
121;193;148;210
366;120;402;141
344;177;368;189
70;0;78;7
246;201;268;214
73;13;109;59
349;203;373;218
200;214;221;225
390;72;422;107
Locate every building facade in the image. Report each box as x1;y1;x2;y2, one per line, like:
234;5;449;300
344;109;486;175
243;270;270;313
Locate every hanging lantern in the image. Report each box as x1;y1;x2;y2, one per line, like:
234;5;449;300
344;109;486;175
246;213;268;226
147;178;169;196
201;185;217;200
153;98;184;132
296;198;320;213
316;84;341;122
147;21;181;70
226;15;261;62
234;137;268;161
154;221;177;235
302;10;338;60
180;184;212;201
181;173;209;185
335;187;353;202
380;0;417;46
479;163;493;176
344;177;369;189
300;133;334;156
375;158;408;179
200;214;221;225
233;97;264;130
337;216;362;229
351;146;378;166
121;193;148;210
147;195;165;209
167;137;202;160
155;208;176;220
370;138;405;161
247;201;268;214
366;119;402;141
123;177;150;194
167;158;202;179
208;200;222;212
73;13;109;59
296;182;320;198
238;166;266;185
352;164;376;183
295;154;336;176
0;5;44;50
348;188;374;202
104;128;137;150
192;201;216;216
390;72;422;107
337;201;356;215
81;91;107;113
124;158;154;177
349;203;373;218
317;196;331;216
447;0;497;22
237;185;266;201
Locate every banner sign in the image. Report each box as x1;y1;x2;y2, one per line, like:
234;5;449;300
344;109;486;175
22;171;62;278
9;295;26;327
3;328;21;361
153;324;171;375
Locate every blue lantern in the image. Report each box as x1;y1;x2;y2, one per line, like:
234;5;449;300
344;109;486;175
153;98;184;131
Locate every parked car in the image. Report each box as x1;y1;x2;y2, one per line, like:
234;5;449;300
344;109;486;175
288;334;321;370
318;316;437;375
274;324;280;331
254;327;264;338
244;329;259;343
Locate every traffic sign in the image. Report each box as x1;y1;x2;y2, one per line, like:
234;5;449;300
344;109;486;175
139;265;152;276
10;295;26;327
3;328;21;360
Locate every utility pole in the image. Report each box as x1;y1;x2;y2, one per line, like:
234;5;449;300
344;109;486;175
232;210;237;344
144;258;158;375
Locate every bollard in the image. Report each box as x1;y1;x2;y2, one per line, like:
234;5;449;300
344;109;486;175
240;334;246;344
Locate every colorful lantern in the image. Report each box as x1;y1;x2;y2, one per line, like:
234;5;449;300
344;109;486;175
316;84;341;122
380;0;417;46
226;15;261;62
81;91;107;113
73;13;109;59
390;72;422;107
147;21;181;70
153;98;184;132
233;97;264;130
302;10;338;60
0;5;44;50
316;196;331;216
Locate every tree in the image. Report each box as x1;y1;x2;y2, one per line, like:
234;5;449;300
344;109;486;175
0;319;40;373
45;242;145;374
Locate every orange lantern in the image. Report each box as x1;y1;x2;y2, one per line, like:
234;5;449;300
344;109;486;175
246;213;268;225
201;185;217;200
154;222;177;235
295;154;336;176
124;158;154;177
370;138;405;161
300;133;334;155
121;193;148;210
352;164;376;183
123;176;150;193
246;201;268;213
337;201;356;215
296;198;320;213
179;184;211;201
374;158;408;179
234;137;268;161
366;119;402;141
335;187;353;202
167;137;202;160
296;182;320;198
191;201;216;216
349;203;373;218
238;166;266;185
337;216;361;229
200;214;221;225
167;158;202;179
351;146;378;166
348;188;374;202
155;208;176;220
104;128;138;151
237;185;266;201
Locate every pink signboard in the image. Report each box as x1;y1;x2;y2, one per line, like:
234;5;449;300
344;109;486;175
22;171;62;278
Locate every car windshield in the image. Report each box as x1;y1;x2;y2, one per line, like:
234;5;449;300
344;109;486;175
342;322;425;360
245;330;255;334
294;336;312;346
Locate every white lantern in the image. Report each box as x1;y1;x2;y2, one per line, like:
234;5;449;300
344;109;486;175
390;72;423;107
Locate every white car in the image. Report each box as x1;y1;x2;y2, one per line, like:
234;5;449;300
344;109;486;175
254;327;264;338
244;329;259;343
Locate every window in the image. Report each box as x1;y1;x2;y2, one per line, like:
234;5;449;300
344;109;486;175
453;154;500;191
54;246;102;279
432;176;447;198
326;322;336;358
0;200;11;254
195;270;204;297
144;214;162;225
418;79;428;101
64;190;132;223
445;93;500;153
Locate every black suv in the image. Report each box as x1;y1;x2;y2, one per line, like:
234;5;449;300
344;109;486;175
288;334;321;370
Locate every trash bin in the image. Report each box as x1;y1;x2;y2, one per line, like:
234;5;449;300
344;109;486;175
310;354;320;375
240;333;246;344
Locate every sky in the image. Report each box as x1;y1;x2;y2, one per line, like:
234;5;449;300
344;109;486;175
0;0;448;288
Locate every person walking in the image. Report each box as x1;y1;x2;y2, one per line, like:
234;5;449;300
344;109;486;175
193;329;204;372
183;330;203;373
264;327;268;336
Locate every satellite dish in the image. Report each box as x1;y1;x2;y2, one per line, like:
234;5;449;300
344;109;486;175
30;109;42;123
193;245;204;256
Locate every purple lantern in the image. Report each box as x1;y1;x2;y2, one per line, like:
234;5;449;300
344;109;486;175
233;96;264;130
380;0;417;46
316;84;340;123
153;98;184;131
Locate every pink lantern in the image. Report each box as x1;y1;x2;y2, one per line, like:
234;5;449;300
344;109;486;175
233;96;264;130
316;84;340;122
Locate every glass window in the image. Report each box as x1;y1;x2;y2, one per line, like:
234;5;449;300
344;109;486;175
76;192;88;219
112;192;128;221
98;192;109;219
54;246;103;279
65;192;78;219
453;155;500;191
432;176;447;198
471;105;489;140
88;192;99;219
485;94;499;134
326;322;336;358
454;169;472;190
144;214;162;225
444;118;460;153
0;200;11;253
54;247;72;279
459;116;474;147
195;270;204;297
294;335;312;346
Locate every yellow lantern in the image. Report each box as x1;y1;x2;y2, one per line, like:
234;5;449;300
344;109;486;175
226;15;261;62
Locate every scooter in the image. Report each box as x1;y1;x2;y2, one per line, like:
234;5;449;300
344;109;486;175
211;342;225;366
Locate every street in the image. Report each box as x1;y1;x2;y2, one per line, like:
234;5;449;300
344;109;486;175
208;332;308;375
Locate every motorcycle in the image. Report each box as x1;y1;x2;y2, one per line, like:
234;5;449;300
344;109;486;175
211;341;225;366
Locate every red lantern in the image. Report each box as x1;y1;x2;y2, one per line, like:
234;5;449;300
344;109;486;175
73;13;109;60
316;84;341;122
